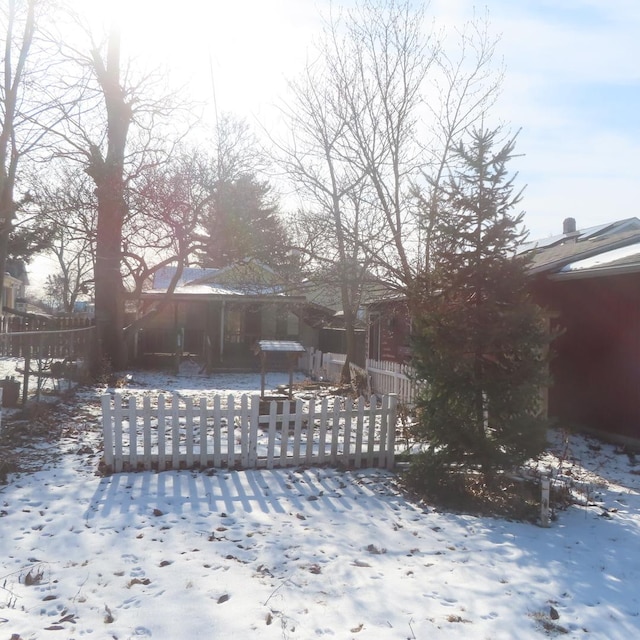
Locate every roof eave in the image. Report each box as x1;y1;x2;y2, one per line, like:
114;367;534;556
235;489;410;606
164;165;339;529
528;232;640;276
139;292;306;303
548;263;640;281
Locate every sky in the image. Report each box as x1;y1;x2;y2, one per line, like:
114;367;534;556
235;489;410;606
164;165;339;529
86;0;639;243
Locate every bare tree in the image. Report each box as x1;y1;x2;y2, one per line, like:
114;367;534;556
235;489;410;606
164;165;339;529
278;0;503;317
325;0;436;290
212;112;267;183
275;55;381;378
48;14;194;371
31;163;96;312
0;0;42;300
123;148;208;300
416;15;504;289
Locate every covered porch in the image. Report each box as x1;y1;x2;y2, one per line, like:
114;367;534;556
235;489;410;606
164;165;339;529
134;295;306;372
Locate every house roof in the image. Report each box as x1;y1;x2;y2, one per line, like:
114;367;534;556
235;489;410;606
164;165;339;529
144;261;304;302
257;340;306;353
520;217;640;255
152;266;220;290
550;240;640;280
526;218;640;276
293;302;366;331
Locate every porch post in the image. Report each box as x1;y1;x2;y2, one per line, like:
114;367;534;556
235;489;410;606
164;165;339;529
219;300;225;364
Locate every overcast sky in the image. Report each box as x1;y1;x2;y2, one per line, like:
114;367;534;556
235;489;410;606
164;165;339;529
85;0;640;241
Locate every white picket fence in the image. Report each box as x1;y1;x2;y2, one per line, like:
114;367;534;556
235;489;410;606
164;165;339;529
300;349;420;407
366;358;420;406
101;392;398;473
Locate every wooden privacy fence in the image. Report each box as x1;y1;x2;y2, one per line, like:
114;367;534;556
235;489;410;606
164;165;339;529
0;316;94;357
0;319;95;405
101;392;398;473
300;349;420;407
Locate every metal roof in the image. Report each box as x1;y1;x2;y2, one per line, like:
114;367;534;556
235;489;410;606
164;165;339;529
550;241;640;280
528;229;640;275
257;340;306;353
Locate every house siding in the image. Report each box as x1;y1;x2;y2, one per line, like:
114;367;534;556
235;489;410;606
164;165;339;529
367;300;412;364
533;273;640;439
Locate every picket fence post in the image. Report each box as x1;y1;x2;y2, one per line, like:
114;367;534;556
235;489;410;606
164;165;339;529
185;397;194;468
213;395;222;468
128;397;138;470
386;394;398;470
199;397;208;468
157;394;166;471
171;392;180;469
248;395;260;467
226;394;235;469
101;394;113;469
143;395;152;469
240;394;250;468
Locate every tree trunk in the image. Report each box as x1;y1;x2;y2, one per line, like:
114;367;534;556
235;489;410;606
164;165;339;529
0;182;13;301
87;27;131;373
340;304;357;385
93;169;127;372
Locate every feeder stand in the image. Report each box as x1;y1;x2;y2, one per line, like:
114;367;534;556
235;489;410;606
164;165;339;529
255;340;306;399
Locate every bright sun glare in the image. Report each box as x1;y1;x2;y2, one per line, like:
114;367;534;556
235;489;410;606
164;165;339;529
74;0;320;121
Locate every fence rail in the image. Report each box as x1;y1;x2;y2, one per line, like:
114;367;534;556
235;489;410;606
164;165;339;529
101;392;398;473
300;349;420;407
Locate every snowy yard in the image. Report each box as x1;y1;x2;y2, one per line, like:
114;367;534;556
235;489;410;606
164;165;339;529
1;366;640;638
101;366;397;472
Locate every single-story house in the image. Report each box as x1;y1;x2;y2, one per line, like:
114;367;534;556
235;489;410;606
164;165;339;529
136;260;307;371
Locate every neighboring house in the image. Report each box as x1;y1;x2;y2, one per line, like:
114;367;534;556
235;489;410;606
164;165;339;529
73;300;95;317
527;216;640;442
2;260;29;314
295;301;367;364
298;271;390;367
361;216;640;442
366;296;412;363
136;260;306;370
2;272;25;311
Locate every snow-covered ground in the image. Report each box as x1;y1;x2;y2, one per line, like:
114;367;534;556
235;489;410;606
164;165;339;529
1;366;640;639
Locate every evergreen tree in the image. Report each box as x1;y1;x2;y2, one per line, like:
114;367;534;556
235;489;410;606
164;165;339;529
410;127;549;481
201;175;290;269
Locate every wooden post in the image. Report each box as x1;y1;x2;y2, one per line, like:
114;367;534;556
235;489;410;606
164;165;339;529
541;477;551;527
288;353;295;399
386;394;398;470
248;395;260;467
219;300;225;364
260;350;267;399
101;394;113;469
22;343;31;407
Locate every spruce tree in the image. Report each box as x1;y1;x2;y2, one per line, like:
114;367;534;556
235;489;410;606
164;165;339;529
202;175;290;269
410;127;549;481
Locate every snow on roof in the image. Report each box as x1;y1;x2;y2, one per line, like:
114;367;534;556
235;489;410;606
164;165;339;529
257;340;306;353
148;264;288;297
560;241;640;272
152;266;220;290
147;282;286;297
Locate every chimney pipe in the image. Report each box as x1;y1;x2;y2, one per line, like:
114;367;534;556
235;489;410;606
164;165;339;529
563;217;577;235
